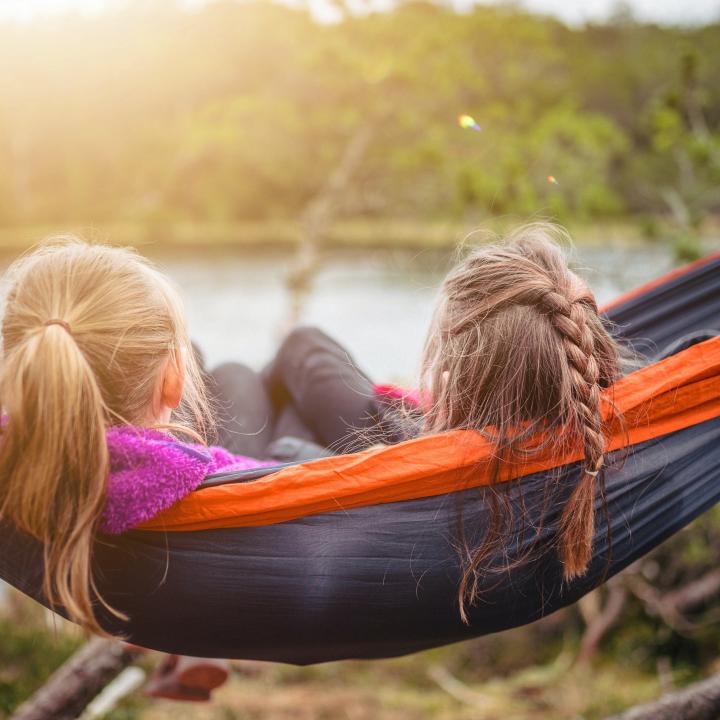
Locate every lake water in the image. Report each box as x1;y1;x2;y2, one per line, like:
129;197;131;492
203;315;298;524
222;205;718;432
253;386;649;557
149;243;684;383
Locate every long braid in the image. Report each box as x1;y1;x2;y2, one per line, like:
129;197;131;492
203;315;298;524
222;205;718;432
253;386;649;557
542;289;606;579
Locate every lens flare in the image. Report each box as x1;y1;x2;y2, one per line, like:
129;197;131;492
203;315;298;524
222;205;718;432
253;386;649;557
458;114;481;132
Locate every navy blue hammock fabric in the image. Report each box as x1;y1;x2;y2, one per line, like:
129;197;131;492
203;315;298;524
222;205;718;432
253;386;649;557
0;252;719;664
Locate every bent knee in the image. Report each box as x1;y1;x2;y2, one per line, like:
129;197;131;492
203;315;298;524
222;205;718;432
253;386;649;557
209;361;261;393
276;325;329;361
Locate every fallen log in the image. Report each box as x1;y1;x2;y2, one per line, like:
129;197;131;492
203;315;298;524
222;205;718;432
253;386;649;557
605;671;720;720
10;638;141;720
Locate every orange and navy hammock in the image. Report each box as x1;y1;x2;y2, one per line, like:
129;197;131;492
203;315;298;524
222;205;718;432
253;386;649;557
0;252;719;664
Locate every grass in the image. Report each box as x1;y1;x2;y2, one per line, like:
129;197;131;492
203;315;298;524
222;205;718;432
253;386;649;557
128;654;668;720
0;614;81;716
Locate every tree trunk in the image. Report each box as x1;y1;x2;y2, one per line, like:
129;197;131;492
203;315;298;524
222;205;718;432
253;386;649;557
286;122;376;325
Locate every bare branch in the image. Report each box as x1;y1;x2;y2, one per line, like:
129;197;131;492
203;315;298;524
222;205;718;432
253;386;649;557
664;568;720;612
624;567;720;635
427;664;491;709
577;582;628;664
286;122;377;325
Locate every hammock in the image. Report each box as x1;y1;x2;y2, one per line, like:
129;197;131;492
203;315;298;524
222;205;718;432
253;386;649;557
0;252;718;665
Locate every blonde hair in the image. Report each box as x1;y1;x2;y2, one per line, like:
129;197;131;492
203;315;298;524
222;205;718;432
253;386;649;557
421;222;621;621
0;237;210;633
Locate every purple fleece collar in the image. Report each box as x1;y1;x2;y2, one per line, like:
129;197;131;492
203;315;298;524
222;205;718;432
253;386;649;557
101;426;269;535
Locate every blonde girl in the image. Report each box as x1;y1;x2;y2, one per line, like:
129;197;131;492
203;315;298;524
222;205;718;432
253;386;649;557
0;239;276;698
0;240;202;630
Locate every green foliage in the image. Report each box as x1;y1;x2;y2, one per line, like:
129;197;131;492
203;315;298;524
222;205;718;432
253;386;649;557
0;2;718;231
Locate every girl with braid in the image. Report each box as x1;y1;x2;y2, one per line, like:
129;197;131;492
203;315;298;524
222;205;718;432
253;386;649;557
417;222;621;615
269;221;622;618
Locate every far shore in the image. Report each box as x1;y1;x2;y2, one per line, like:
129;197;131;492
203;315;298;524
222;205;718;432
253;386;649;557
0;217;717;254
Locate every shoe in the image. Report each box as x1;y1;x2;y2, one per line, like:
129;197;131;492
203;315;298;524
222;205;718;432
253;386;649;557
144;673;211;702
143;655;230;702
175;656;230;691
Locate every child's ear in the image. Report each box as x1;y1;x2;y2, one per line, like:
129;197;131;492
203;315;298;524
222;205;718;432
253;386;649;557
161;350;186;410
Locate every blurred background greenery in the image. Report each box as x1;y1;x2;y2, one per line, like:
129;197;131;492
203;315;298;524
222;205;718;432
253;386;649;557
0;0;719;255
1;0;719;718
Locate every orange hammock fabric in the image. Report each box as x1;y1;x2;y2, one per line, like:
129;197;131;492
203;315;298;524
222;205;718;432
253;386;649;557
141;334;720;533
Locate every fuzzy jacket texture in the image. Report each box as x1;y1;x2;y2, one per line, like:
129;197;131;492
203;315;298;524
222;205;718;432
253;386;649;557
102;426;270;534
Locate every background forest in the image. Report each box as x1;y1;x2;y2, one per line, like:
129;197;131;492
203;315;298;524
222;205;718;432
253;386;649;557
0;0;719;250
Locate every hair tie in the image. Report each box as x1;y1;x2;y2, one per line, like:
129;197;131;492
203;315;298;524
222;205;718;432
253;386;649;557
44;319;72;334
585;469;600;477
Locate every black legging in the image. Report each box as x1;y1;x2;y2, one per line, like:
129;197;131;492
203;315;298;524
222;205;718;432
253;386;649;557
207;327;405;459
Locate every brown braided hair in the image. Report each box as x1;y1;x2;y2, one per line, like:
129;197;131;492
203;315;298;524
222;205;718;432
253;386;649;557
420;222;621;620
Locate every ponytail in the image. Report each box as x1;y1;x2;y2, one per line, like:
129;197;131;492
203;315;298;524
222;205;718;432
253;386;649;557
0;320;116;633
0;238;209;634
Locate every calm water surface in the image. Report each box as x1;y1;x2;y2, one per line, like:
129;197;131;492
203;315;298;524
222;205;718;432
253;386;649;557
151;244;682;382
